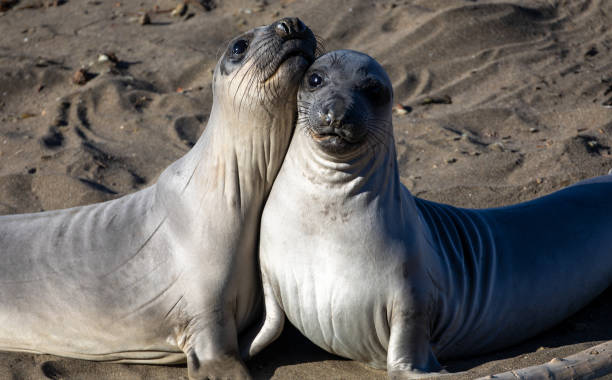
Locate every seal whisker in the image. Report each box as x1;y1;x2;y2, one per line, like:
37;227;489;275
314;34;327;57
231;37;276;112
367;126;392;152
236;55;266;113
230;35;275;100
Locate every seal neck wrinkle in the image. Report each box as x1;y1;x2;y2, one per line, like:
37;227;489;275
157;100;295;217
291;131;403;204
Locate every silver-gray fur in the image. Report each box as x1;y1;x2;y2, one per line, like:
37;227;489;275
0;18;316;380
246;50;612;378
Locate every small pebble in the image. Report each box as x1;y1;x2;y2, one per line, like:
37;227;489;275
446;157;457;164
489;142;504;152
35;58;50;67
72;68;88;85
536;178;543;184
421;95;452;105
529;127;538;133
139;13;151;25
20;113;37;119
392;104;411;115
171;2;187;17
585;46;598;57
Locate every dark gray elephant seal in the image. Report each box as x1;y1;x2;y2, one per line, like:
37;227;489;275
0;18;315;380
245;50;612;378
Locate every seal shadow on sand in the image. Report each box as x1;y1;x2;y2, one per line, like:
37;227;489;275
246;287;611;377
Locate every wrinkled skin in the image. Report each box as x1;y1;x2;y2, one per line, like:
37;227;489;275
0;18;316;380
246;50;612;378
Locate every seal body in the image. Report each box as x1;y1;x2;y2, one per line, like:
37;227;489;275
0;18;316;380
247;50;612;378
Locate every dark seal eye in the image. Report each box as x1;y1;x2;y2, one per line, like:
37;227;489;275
308;73;323;88
360;78;389;106
230;39;249;60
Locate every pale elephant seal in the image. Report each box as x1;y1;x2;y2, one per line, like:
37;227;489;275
246;50;612;378
0;18;315;380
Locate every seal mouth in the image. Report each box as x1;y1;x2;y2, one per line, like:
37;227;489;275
265;38;315;82
312;126;360;143
310;124;365;152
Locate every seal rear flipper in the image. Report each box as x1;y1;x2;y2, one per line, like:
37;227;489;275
240;274;285;359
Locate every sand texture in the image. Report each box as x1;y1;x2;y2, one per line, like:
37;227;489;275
0;0;611;378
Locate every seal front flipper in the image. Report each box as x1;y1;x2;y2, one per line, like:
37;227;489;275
239;273;285;359
387;307;442;379
183;314;251;380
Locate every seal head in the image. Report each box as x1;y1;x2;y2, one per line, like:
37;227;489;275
216;18;316;114
298;50;392;155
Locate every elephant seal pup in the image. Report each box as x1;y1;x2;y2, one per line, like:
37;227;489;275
246;50;612;378
0;18;315;380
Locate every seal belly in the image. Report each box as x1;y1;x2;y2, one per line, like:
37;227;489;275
261;215;393;368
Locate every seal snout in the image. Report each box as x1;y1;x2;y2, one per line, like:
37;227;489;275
308;96;367;149
320;98;346;127
274;17;308;39
262;18;316;83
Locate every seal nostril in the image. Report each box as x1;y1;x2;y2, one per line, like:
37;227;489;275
276;21;290;36
324;111;334;125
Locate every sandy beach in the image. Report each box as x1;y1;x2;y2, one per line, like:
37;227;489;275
0;0;611;378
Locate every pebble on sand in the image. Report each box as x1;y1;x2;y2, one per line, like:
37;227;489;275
421;95;452;105
139;13;151;25
489;142;504;152
72;68;89;85
392;104;411;115
171;3;187;17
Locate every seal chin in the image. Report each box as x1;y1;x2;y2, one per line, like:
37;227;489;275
265;39;315;82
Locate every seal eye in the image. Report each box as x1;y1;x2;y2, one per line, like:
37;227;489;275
360;79;389;106
230;39;249;61
308;73;323;88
